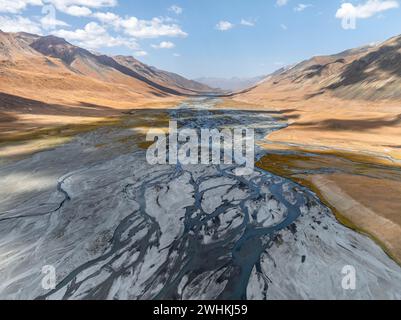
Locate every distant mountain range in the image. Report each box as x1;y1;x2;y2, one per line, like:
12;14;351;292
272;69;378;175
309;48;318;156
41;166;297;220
239;34;401;102
2;29;401;110
194;76;267;92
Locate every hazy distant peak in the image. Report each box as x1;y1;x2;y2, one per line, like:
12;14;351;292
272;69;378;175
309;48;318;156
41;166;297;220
194;75;267;92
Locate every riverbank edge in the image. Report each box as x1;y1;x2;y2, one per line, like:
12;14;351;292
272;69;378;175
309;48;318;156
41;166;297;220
216;97;401;266
256;157;401;267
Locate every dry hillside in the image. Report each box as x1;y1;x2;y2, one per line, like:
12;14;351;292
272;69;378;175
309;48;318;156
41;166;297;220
0;30;215;142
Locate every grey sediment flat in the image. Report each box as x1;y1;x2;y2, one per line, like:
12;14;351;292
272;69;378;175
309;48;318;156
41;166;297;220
0;99;400;300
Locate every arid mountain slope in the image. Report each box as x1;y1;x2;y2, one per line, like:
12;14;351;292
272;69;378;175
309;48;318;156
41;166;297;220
0;32;167;107
234;34;401;159
29;35;213;96
327;35;401;100
0;31;39;61
114;55;215;94
240;35;401;102
1;31;214;102
0;30;213;145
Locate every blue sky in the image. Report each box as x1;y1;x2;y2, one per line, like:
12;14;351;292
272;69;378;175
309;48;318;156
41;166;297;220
1;0;401;78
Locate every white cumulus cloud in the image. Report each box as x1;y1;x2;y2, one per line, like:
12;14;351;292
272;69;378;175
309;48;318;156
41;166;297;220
336;0;399;19
40;15;69;30
134;50;147;57
276;0;288;7
240;19;255;27
121;17;187;38
216;20;234;31
93;13;188;38
0;0;117;16
151;41;175;49
54;21;139;50
50;0;117;16
63;5;92;16
0;15;42;33
0;0;42;14
0;1;188;54
294;4;312;12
